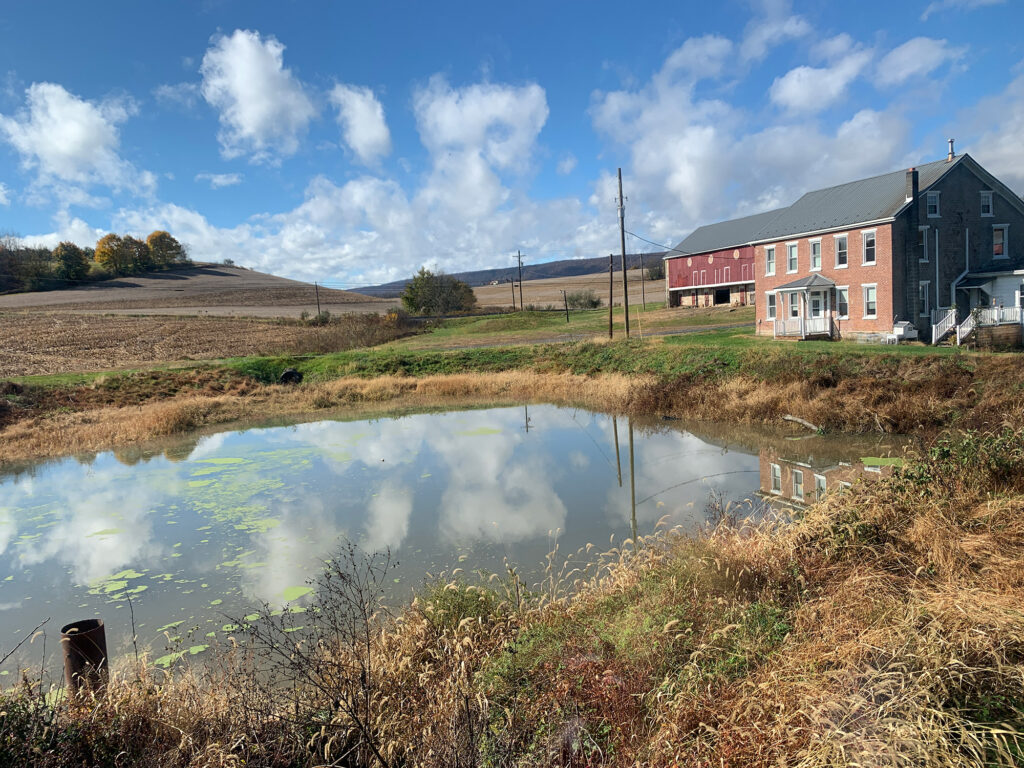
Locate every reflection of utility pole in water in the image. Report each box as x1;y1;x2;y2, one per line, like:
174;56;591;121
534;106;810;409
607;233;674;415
612;416;622;487
523;404;531;433
628;418;637;543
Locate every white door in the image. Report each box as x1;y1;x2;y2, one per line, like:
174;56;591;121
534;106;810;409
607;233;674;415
810;291;824;318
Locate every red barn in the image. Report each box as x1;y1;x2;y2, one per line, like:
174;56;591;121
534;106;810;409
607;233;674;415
664;210;779;308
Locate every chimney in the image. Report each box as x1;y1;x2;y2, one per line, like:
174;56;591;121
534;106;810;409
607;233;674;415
947;138;955;162
906;167;919;203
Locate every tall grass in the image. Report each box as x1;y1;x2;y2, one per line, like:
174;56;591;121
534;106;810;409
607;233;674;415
2;427;1022;766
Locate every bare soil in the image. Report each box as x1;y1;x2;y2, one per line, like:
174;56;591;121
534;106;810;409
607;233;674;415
0;264;397;317
473;268;661;308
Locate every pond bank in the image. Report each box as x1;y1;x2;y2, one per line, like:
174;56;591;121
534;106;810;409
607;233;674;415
2;337;1021;464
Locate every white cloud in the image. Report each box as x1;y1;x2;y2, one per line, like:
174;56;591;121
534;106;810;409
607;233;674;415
556;153;577;175
154;82;201;110
200;29;317;163
964;73;1024;192
0;82;155;199
21;213;105;249
0;182;9;205
412;75;548;172
329;84;392;165
195;171;243;189
770;49;873;113
875;37;966;87
740;2;811;63
921;0;1004;20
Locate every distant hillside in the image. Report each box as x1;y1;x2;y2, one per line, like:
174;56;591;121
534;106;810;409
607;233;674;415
358;252;666;297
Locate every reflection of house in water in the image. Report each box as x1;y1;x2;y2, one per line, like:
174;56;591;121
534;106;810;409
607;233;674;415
757;446;893;507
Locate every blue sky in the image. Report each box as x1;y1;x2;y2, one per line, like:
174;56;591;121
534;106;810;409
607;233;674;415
1;0;1022;286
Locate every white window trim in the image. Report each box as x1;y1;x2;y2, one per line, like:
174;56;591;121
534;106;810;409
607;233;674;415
792;469;804;501
809;238;822;272
927;191;941;219
981;191;994;218
766;292;776;320
814;474;827;500
833;233;849;269
861;229;877;266
919;280;930;317
786;241;799;274
839;481;852;492
836;285;850;320
765;246;776;277
770;463;782;494
919;225;929;263
788;292;800;319
993;224;1009;260
862;283;878;320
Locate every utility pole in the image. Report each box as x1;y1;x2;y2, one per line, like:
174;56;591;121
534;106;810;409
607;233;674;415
608;253;614;339
314;281;321;316
517;250;524;311
639;252;647;310
618;168;630;338
561;290;569;323
510;278;516;310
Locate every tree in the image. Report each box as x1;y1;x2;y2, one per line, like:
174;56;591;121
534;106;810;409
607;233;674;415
646;261;665;281
94;234;132;274
123;235;152;272
401;268;477;315
53;241;89;282
146;230;185;267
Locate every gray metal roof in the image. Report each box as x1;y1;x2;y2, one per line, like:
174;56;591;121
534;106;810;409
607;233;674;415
957;274;995;289
753;157;959;242
771;273;836;292
666;208;786;258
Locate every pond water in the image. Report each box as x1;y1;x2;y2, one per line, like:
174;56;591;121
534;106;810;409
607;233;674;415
0;405;902;672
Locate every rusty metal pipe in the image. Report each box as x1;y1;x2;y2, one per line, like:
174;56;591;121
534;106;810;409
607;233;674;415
61;619;108;693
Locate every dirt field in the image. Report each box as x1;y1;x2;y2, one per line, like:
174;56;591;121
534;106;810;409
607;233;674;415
473;267;662;308
0;312;412;376
0;264;397;317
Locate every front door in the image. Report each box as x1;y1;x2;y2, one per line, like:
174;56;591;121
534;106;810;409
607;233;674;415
809;291;824;319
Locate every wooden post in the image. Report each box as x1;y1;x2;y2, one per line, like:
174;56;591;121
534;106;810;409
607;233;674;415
561;290;570;323
608;253;614;339
618;169;630;338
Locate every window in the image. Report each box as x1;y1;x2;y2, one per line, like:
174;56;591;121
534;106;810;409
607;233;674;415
765;246;775;276
724;266;730;282
919;226;929;263
770;464;782;494
994;225;1008;259
927;191;940;217
862;230;876;265
787;243;798;273
839;481;852;492
835;234;848;267
981;191;993;217
742;264;750;281
814;474;827;501
810;239;822;270
863;284;877;318
766;293;776;320
919;281;930;317
837;286;849;319
788;292;799;318
792;469;804;500
700;270;707;284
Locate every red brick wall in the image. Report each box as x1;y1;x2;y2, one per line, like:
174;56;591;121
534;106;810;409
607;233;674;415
754;224;895;337
667;245;756;290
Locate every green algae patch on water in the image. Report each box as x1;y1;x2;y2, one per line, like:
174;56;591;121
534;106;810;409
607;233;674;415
861;457;905;467
280;585;312;602
87;528;124;537
456;427;502;437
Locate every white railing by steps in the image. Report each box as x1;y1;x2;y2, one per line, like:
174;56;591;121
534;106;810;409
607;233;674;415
774;316;830;337
977;306;1022;325
774;317;803;337
804;316;830;335
956;313;975;345
931;308;957;345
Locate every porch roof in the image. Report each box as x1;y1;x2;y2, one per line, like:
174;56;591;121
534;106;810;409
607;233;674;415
956;274;995;289
771;273;836;292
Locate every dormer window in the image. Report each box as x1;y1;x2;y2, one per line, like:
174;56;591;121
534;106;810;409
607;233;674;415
981;191;993;217
927;191;940;218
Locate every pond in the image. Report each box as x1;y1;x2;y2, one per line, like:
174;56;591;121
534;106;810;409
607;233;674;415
0;405;902;672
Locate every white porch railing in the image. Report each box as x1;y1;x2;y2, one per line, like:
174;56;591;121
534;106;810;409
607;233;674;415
931;308;957;345
956;313;975;346
774;316;830;338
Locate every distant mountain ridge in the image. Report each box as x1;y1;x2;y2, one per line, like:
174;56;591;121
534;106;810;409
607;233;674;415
357;252;666;297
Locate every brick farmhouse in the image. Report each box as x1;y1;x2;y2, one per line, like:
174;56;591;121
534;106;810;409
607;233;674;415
665;144;1024;343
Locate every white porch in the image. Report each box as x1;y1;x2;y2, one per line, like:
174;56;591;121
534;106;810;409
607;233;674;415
771;274;836;340
931;272;1024;345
